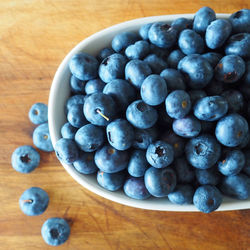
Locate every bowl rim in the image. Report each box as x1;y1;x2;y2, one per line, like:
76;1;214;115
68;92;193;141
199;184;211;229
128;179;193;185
48;13;250;212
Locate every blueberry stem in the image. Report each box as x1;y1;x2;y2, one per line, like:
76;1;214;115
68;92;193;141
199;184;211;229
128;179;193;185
96;109;109;121
21;199;33;203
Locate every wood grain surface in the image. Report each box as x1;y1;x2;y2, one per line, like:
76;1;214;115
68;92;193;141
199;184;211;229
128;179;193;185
0;1;250;249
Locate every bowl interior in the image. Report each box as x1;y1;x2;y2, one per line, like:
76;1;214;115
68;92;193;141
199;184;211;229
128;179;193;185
48;13;250;211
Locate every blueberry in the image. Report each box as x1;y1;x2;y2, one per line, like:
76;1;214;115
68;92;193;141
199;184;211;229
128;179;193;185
125;59;152;89
193;185;222;213
146;141;174;168
144;167;176;197
128;150;149;177
195;167;221;185
225;33;250;59
193;7;216;34
215;113;249;147
221;90;244;113
19;187;49;216
103;79;136;111
97;47;115;62
143;54;168;74
201;52;223;68
243;150;250;176
167;49;185;69
126;100;158;129
171;18;193;33
141;74;168;106
83;93;116;126
85;79;106;95
229;9;250;33
220;173;250;199
168;184;194;205
133;127;158;149
205;19;232;49
125;40;150;60
73;151;98;175
97;170;125;191
69;52;99;81
124;176;151;199
106;119;134;151
54;138;79;164
149;44;169;60
41;218;70;246
65;94;85;113
215;55;246;83
204;79;224;96
111;31;139;52
75;124;104;152
173;115;201;138
33;123;54;152
174;157;195;184
217;149;245;176
160;68;186;91
67;104;87;128
148;22;178;48
139;23;153;40
188;90;207;105
178;29;204;55
61;122;77;139
28;103;48;125
94;145;129;173
178;54;213;89
194;96;228;121
11;145;40;173
70;75;86;94
185;134;221;169
165;90;191;119
98;53;127;83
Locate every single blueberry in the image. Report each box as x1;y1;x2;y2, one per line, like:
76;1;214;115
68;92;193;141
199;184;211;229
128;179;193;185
54;138;79;164
195;167;221;185
28;103;48;125
69;52;99;81
70;75;86;94
125;40;150;60
215;113;249;147
185;134;221;169
144;167;176;197
168;184;194;205
146;140;174;168
67;104;88;128
19;187;49;216
33;123;54;152
11;145;40;173
133;127;158;150
167;49;185;69
85;79;106;95
97;47;115;62
193;185;222;213
171;18;193;33
94;145;129;173
221;90;244;113
229;9;250;33
201;52;223;68
139;23;153;40
65;94;85;113
41;218;70;246
61;122;77;139
75;124;104;152
165;90;191;119
126;100;158;129
143;54;168;74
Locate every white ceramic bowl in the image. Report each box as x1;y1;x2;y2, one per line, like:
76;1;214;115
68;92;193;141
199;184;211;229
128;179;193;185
48;13;250;211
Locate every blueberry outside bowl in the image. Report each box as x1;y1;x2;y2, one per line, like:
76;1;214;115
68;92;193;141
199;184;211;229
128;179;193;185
48;13;250;211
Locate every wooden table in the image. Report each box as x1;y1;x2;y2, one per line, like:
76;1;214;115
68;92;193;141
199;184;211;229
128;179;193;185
0;1;250;249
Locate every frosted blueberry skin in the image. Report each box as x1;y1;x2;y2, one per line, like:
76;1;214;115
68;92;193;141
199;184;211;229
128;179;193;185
97;47;115;62
69;52;99;81
215;55;246;83
229;9;250;33
75;124;104;152
146;141;174;169
168;184;194;205
41;218;70;246
185;134;221;169
143;54;168;74
125;40;150;60
97;170;126;191
19;187;49;216
215;113;249;147
67;104;88;128
193;185;223;213
94;145;129;174
61;122;77;139
65;94;85;113
54;138;79;165
193;96;228;122
124;176;151;200
139;23;153;40
70;75;86;94
33;123;54;152
201;52;223;68
28;103;48;125
220;173;250;200
167;49;185;69
195;167;221;186
171;17;193;33
205;19;232;49
73;152;98;175
144;167;176;197
85;79;106;95
11;145;40;173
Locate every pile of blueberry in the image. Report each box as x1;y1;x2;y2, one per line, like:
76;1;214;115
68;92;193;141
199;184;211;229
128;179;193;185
55;7;250;213
11;103;70;246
